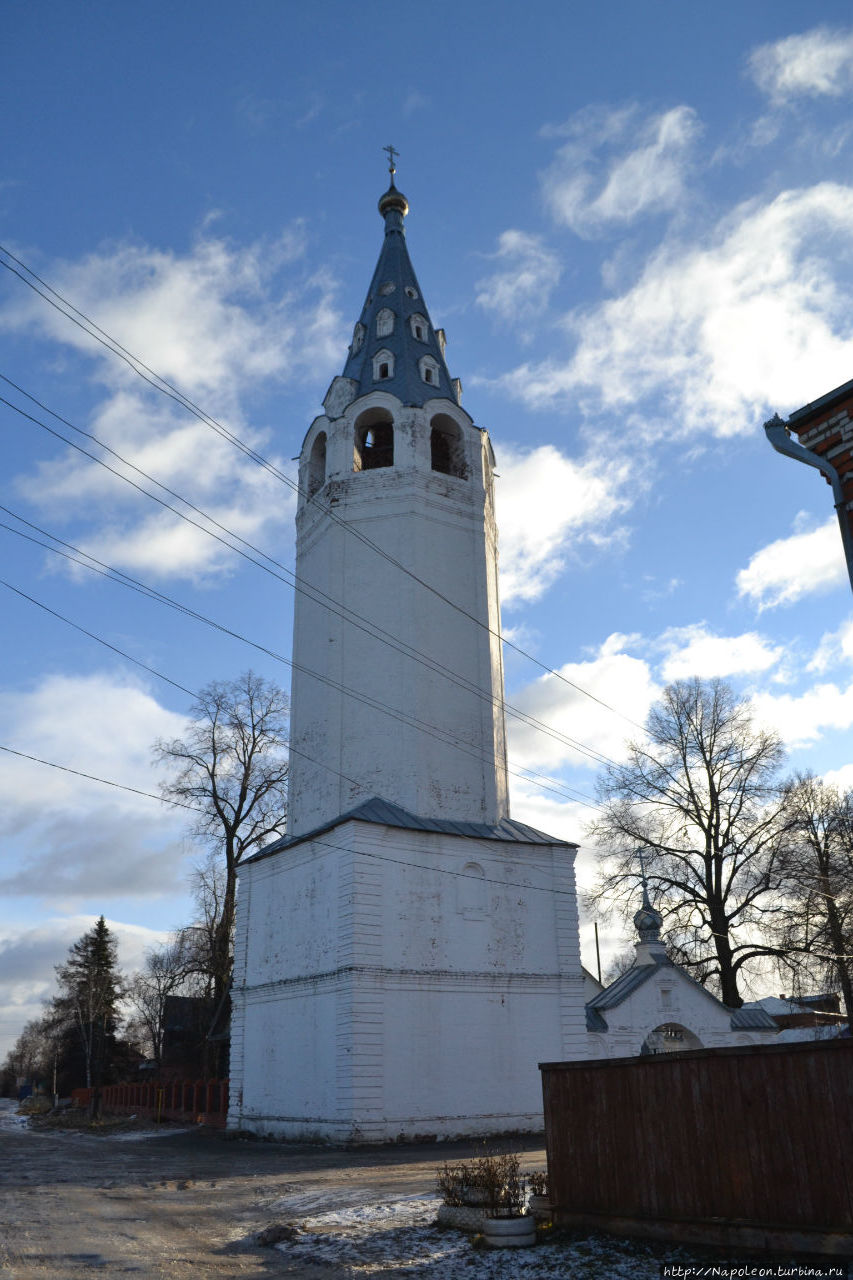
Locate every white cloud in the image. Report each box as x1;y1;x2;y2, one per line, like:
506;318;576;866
752;679;853;747
823;762;853;790
750;27;853;104
0;916;170;1060
736;517;846;609
508;634;659;773
2;231;341;400
0;673;189;898
498;183;853;439
495;445;638;605
658;624;783;680
542;104;700;236
475;231;561;338
403;90;429;116
3;231;343;580
809;617;853;672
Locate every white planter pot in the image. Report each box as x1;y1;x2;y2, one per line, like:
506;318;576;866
483;1215;536;1249
436;1204;486;1232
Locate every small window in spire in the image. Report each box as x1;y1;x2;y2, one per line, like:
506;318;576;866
372;348;395;382
410;313;428;342
379;281;396;295
351;323;366;354
405;286;419;300
419;354;440;387
376;308;395;338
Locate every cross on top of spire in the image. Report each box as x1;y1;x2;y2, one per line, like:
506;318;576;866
633;845;664;943
383;144;399;179
638;846;651;908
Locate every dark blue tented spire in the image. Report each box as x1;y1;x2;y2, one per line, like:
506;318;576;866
341;174;457;406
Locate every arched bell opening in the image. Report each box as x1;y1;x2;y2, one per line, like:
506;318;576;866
354;408;394;471
306;431;327;497
430;413;467;479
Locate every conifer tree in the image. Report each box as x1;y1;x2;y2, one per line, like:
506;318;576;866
53;916;125;1112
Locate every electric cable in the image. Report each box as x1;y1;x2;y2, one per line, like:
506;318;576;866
0;743;588;900
0;514;598;808
0;241;647;734
0;377;612;772
3;572;596;809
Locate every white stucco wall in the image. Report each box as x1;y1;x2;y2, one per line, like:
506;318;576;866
228;819;588;1141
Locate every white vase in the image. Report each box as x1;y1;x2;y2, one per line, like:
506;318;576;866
483;1215;536;1248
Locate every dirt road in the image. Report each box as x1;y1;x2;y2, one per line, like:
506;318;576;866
0;1112;545;1279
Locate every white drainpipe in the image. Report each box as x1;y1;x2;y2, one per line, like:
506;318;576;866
764;413;853;598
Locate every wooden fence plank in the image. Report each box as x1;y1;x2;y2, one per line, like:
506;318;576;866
541;1040;853;1252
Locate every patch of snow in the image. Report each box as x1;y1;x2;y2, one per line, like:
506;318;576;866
105;1127;195;1141
273;1191;669;1278
0;1099;30;1131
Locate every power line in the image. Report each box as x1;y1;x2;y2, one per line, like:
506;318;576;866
0;376;612;773
0;576;368;796
0;241;647;734
0;744;585;900
0;744;198;812
4;574;590;809
0;515;598;809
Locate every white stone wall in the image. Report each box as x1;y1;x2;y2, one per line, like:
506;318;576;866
587;963;778;1059
228;819;587;1141
287;391;509;837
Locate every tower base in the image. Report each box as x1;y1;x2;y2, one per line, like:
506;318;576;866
228;803;587;1142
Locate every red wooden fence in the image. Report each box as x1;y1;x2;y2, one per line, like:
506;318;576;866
71;1078;229;1127
541;1038;853;1256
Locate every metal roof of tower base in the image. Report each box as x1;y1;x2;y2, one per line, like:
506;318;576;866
243;795;578;866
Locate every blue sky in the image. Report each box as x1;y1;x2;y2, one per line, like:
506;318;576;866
2;1;853;1056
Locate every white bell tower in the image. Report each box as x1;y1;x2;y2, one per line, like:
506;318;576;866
228;164;588;1143
287;171;509;836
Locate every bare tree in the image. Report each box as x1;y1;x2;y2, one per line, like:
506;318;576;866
2;1017;55;1094
154;672;289;1002
775;774;853;1026
126;935;195;1069
180;851;228;999
587;678;788;1007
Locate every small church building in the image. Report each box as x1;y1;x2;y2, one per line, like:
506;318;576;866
585;886;777;1058
227;165;775;1142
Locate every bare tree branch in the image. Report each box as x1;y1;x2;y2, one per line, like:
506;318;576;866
585;678;787;1007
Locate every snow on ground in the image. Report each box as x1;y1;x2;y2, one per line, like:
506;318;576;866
105;1126;194;1141
0;1098;30;1131
273;1192;676;1278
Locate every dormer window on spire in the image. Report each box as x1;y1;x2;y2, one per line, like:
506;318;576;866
372;348;395;381
410;314;428;342
351;323;366;354
376;308;395;338
419;354;440;387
